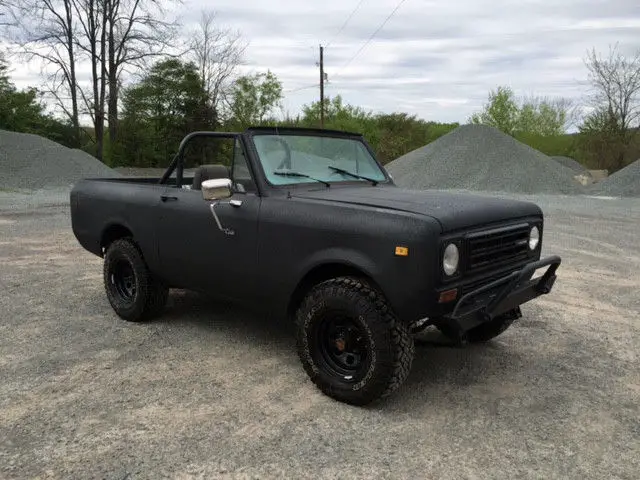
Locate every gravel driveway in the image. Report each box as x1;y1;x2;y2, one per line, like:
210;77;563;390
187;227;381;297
1;194;638;479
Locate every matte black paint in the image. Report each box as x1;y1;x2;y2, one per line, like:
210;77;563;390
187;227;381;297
70;127;551;324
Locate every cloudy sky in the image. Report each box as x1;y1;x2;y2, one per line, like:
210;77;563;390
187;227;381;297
8;0;640;124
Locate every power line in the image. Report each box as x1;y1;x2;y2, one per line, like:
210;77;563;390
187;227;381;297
333;0;409;79
284;84;318;93
325;0;368;48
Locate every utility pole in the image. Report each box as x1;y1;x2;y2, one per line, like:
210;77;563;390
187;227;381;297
319;44;325;128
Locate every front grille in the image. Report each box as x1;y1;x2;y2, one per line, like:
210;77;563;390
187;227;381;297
466;224;530;274
460;268;518;296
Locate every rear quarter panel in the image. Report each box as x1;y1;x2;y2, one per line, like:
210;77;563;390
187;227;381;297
70;179;165;273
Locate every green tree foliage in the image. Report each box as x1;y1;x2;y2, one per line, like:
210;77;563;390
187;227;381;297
514;132;580;159
293;96;458;164
576;107;636;170
114;58;212;167
470;86;519;134
0;55;46;132
470;86;569;136
228;70;283;129
0;53;77;146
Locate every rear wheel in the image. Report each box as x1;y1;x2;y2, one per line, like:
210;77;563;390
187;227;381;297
295;277;414;405
103;238;168;322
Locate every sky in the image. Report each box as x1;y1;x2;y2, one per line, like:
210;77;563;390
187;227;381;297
6;0;640;125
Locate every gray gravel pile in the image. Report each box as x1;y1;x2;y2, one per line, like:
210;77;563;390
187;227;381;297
589;159;640;197
115;167;168;177
551;155;587;173
386;125;584;194
0;129;119;190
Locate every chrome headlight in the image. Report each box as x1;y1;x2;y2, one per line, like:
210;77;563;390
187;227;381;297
443;243;460;276
529;226;540;250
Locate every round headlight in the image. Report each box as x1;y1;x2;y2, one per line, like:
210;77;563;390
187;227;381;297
443;243;459;276
529;226;540;250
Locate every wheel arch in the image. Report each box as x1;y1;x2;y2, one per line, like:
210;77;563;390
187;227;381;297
100;223;134;255
287;262;384;321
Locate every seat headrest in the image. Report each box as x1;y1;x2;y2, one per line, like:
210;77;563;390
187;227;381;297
192;164;230;190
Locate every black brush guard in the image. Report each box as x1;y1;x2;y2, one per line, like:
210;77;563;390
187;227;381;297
444;255;562;332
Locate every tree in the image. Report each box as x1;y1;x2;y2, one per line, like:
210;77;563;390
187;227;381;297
470;86;570;136
0;54;77;144
104;0;180;150
116;58;208;167
229;70;283;128
470;86;519;135
190;10;246;129
0;1;14;26
301;95;377;140
9;0;81;145
0;54;47;131
582;44;640;170
71;0;107;159
517;96;572;136
7;0;180;159
373;113;458;164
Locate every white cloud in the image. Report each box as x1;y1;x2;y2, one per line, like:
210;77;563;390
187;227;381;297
4;0;640;125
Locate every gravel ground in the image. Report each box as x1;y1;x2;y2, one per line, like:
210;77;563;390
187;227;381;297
1;194;639;479
0;130;119;190
0;187;71;213
386;125;584;195
589;159;640;197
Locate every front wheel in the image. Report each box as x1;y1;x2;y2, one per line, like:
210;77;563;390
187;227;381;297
103;238;168;322
295;277;415;405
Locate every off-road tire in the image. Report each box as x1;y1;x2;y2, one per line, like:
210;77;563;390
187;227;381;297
438;308;520;344
295;276;415;405
103;238;168;322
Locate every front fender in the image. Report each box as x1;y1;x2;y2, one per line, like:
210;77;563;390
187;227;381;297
285;245;435;324
296;247;381;284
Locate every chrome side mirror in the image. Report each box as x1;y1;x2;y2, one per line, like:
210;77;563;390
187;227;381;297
201;178;233;201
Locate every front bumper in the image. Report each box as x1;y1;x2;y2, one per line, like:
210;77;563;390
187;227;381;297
442;255;561;333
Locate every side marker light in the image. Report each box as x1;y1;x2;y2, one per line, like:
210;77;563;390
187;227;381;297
438;289;458;303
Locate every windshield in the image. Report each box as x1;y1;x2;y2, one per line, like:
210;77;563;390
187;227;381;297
252;134;388;186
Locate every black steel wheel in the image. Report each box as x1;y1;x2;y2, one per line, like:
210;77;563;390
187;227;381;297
110;259;137;302
296;277;414;405
314;312;369;383
103;238;168;322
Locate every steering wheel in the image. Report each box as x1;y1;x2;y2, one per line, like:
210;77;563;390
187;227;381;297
273;137;292;170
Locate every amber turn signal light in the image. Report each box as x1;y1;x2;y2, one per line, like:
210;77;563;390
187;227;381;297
438;288;458;303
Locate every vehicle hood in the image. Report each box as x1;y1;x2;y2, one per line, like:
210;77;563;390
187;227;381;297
293;185;542;232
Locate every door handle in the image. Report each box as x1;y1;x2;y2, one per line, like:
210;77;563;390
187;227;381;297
161;195;178;202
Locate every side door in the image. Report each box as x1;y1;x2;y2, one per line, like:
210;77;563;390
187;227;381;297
156;135;260;301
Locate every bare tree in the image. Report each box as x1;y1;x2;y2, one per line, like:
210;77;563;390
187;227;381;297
9;0;81;144
583;44;640;168
73;0;107;159
0;1;14;27
104;0;180;147
190;10;246;127
8;0;180;159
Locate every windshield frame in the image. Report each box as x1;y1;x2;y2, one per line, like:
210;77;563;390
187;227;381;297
245;127;392;189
